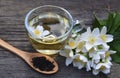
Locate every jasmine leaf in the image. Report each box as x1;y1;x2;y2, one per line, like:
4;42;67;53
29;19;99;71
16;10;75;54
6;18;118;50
109;13;120;34
99;20;107;26
106;12;115;32
111;53;120;63
113;28;120;39
93;14;101;28
104;12;120;34
110;40;120;55
93;14;106;30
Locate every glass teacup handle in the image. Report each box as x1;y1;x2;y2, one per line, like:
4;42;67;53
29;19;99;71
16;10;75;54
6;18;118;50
72;20;85;36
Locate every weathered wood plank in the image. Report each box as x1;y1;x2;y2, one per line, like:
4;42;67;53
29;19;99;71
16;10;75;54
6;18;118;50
1;0;120;78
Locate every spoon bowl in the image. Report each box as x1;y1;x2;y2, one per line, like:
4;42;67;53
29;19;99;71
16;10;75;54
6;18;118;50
0;39;58;74
24;52;58;74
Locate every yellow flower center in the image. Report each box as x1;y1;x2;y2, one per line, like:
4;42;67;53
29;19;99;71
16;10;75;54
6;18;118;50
69;41;75;48
34;29;41;35
74;58;86;65
89;37;96;44
89;48;94;52
100;66;105;70
101;34;107;41
105;52;110;58
77;42;84;49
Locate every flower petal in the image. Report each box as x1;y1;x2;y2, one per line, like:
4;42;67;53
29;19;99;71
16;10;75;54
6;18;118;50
101;26;107;34
104;64;111;69
102;68;110;74
91;60;96;68
29;27;38;38
76;41;85;52
86;61;91;71
69;50;74;57
59;46;71;57
66;57;73;66
36;25;44;31
42;30;50;36
73;61;84;69
106;35;113;42
92;28;100;37
85;42;93;51
82;47;87;53
89;52;95;58
96;63;102;70
87;27;91;33
80;55;88;62
59;50;67;57
92;69;99;75
109;50;116;54
94;39;103;46
73;62;79;67
81;27;91;41
102;43;110;50
78;63;84;69
93;54;100;63
76;48;81;53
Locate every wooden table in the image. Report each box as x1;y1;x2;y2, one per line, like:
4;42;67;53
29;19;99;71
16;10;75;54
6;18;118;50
0;0;120;78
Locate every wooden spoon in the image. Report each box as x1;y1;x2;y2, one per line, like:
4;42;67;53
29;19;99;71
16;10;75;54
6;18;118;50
0;39;58;74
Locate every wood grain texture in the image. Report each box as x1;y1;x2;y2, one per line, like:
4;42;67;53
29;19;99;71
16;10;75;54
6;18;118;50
0;0;120;78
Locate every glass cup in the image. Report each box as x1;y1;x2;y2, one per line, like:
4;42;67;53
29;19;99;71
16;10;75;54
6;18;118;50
25;5;78;55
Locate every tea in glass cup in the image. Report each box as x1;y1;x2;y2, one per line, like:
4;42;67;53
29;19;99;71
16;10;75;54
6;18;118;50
25;5;74;55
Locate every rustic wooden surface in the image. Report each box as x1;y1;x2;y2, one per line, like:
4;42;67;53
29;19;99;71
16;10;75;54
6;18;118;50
0;0;120;78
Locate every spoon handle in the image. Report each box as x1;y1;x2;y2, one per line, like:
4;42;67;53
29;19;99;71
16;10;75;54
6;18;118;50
0;39;27;58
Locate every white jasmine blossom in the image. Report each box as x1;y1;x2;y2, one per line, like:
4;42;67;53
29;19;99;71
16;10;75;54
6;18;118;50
30;25;50;38
73;54;88;69
76;41;86;53
81;27;102;51
99;26;113;49
92;60;112;75
60;26;116;75
68;38;78;49
75;35;87;53
103;50;116;60
100;26;113;43
88;48;96;58
59;46;74;66
92;53;101;63
59;46;74;57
